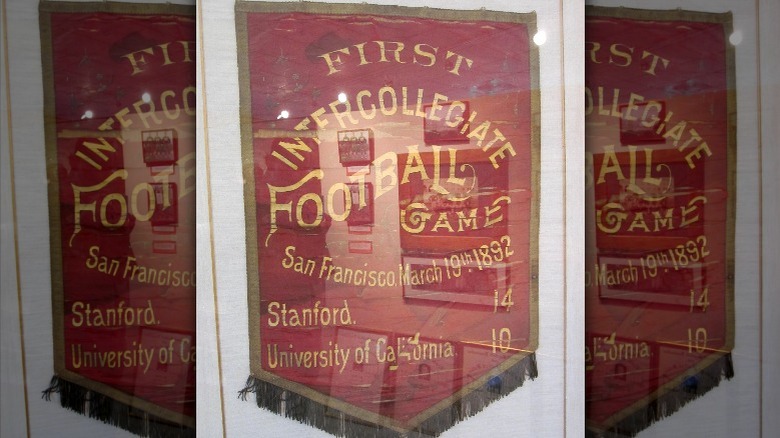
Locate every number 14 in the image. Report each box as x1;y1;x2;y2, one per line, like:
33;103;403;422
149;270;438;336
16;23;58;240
690;287;710;313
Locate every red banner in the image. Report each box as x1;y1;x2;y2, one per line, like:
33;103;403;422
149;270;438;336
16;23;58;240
40;3;195;434
237;2;539;435
585;7;735;436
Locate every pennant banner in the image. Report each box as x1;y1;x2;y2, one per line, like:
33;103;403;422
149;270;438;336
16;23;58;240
585;7;735;437
237;2;539;436
40;2;196;435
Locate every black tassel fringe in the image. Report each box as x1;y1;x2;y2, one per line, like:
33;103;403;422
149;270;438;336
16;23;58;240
587;353;735;438
239;353;537;437
42;376;194;438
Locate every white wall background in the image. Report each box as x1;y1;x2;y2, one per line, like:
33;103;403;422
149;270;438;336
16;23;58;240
758;1;780;436
758;1;780;435
197;0;582;437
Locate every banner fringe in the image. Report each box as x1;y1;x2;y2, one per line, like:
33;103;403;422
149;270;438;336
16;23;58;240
42;375;194;438
240;353;537;437
587;353;734;438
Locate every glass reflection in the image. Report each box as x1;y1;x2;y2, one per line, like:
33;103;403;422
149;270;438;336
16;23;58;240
585;5;735;437
39;4;196;435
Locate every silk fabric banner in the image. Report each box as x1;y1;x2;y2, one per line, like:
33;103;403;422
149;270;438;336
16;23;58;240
585;7;736;437
237;2;539;436
39;2;196;435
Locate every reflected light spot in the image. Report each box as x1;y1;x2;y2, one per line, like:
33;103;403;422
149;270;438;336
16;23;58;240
533;30;547;46
277;110;290;119
81;110;94;120
142;92;151;103
729;30;742;46
338;92;347;103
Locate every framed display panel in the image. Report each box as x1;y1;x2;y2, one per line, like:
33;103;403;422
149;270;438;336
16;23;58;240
585;6;736;437
142;128;179;167
236;1;539;436
337;128;374;166
38;2;196;435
